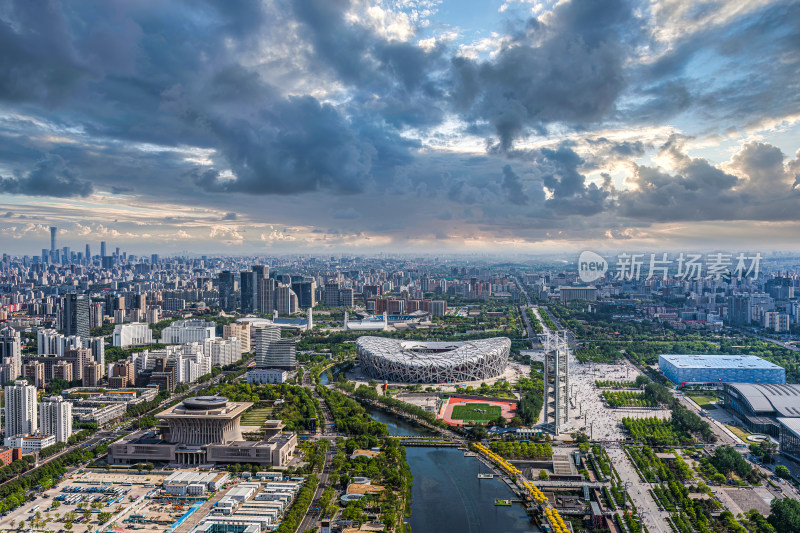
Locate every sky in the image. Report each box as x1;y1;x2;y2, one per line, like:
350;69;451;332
0;0;799;256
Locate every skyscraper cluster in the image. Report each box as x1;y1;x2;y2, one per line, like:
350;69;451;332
3;380;73;447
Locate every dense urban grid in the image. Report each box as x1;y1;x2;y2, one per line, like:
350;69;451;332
0;233;798;533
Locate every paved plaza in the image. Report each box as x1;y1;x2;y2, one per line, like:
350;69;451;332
551;355;670;441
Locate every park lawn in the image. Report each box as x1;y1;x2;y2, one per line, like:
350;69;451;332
688;395;718;410
450;403;502;423
241;407;273;426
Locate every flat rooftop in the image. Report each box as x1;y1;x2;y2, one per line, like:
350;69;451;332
660;354;783;370
158;399;252;420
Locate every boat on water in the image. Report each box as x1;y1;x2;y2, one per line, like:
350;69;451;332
477;473;494;479
463;452;477;457
494;499;512;506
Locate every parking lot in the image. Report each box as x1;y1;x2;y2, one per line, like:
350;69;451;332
0;471;167;532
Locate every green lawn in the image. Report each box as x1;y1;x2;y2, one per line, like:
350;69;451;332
688;395;718;410
726;424;752;441
241;407;273;426
450;403;502;423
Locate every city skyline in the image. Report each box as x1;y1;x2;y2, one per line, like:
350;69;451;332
1;0;799;254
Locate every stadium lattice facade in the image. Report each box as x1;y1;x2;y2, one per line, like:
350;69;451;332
356;337;510;383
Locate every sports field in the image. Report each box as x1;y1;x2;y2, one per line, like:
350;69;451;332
451;403;501;423
439;397;517;426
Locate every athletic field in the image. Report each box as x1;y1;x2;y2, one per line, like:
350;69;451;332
451;403;501;423
439;397;517;426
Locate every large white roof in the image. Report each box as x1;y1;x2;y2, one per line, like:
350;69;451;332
357;336;510;369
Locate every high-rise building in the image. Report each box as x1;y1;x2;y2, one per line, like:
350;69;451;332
218;271;236;312
0;327;21;384
4;380;37;439
39;396;72;443
430;300;447;316
240;270;256;313
100;241;107;258
258;277;276;315
83;362;103;386
338;288;354;307
324;282;341;307
85;244;91;262
110;361;135;388
291;279;316;309
53;360;74;382
223;322;251;354
275;285;298;316
62;294;90;338
133;293;146;310
323;283;354;308
262;339;297;371
23;362;45;389
763;312;790;333
204;337;242;367
253;324;281;367
83;337;105;370
252;265;269;312
64;346;90;380
50;226;57;253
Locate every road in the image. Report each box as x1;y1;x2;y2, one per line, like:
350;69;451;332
297;441;334;532
675;395;741;445
606;447;671;533
746;331;799;352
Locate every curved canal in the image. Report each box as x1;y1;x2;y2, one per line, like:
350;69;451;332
367;408;534;532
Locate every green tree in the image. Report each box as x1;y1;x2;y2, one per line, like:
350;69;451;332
775;465;791;479
769;498;800;533
539;470;549;480
468;426;488;441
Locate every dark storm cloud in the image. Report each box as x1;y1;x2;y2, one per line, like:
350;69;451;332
0;155;92;197
0;0;799;245
451;0;636;149
0;0;88;103
191;95;416;195
288;0;447;130
500;165;528;205
534;146;610;216
625;1;800;127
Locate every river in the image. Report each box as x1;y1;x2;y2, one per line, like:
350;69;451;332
366;407;536;533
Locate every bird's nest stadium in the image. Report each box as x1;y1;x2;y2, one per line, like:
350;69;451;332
356;336;511;383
